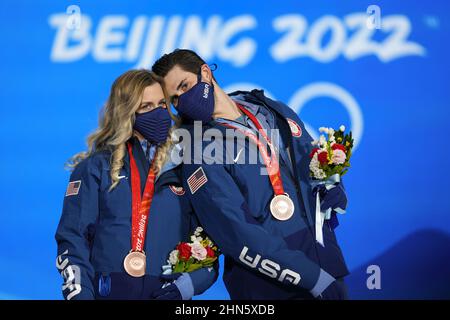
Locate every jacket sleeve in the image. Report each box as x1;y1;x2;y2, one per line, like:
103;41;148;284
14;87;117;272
55;158;100;300
182;162;335;297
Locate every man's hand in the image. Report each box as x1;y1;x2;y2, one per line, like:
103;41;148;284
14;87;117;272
320;183;347;213
320;183;347;229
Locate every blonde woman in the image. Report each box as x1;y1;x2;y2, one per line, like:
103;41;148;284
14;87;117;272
55;70;217;300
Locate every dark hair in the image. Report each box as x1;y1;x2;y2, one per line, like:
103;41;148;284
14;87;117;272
152;49;216;81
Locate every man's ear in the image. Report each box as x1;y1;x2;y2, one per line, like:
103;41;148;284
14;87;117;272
200;64;212;83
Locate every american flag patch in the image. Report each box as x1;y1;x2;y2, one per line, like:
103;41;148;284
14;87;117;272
187;167;208;194
65;180;81;196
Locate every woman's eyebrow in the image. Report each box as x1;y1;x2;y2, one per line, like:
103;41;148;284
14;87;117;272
140;101;154;107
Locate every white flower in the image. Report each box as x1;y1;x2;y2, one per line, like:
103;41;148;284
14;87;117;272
311;140;319;146
194;226;203;236
190;235;197;242
309;153;319;169
315;170;326;180
190;243;207;261
328;128;335;136
309;153;327;180
331;149;346;165
168;250;179;265
319;127;329;134
319;135;326;147
340;125;345;132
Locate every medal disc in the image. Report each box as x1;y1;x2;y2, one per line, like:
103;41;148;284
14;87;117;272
123;251;146;277
270;194;294;221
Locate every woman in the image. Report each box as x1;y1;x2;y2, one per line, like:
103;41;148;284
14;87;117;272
55;70;217;300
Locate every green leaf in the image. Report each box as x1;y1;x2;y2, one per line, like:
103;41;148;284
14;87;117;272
202;257;217;265
173;262;184;273
185;264;202;273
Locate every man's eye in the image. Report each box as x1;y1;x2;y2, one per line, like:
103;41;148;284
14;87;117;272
172;96;179;106
181;83;188;91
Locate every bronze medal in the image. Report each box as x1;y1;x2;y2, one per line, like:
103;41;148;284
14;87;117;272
270;194;294;221
123;250;146;277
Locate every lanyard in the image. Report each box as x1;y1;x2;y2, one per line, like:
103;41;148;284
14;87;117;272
127;142;157;252
219;104;285;196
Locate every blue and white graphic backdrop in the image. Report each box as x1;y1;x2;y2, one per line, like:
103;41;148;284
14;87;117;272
1;0;449;299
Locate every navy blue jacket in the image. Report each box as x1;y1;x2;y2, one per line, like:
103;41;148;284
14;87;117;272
180;90;349;299
55;137;217;300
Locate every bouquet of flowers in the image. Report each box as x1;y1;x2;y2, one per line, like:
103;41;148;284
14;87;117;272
309;125;353;179
162;227;220;275
309;125;354;247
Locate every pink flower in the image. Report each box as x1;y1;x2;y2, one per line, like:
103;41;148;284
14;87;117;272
331;143;346;153
190;243;207;261
331;149;346;165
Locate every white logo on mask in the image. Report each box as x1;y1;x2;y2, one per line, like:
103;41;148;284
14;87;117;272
203;84;210;99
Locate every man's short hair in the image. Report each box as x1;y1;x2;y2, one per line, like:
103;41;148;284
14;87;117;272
152;49;217;82
152;49;206;76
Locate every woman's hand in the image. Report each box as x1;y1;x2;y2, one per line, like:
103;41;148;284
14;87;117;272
152;273;194;300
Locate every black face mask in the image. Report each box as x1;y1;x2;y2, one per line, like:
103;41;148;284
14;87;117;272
133;107;171;144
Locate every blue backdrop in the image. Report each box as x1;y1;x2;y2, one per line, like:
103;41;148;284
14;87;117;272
1;0;449;299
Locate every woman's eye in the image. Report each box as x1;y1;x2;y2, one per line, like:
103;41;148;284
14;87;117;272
140;104;153;112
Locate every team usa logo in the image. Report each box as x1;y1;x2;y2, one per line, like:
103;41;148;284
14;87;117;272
239;246;301;285
287;118;302;137
169;185;186;196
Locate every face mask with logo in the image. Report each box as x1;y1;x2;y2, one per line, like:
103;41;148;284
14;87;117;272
133;107;171;144
176;71;215;123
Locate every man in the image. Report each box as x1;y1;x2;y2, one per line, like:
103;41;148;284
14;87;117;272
152;49;349;299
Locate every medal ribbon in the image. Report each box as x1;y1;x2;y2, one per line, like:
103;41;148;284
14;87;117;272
219;104;285;196
127;142;157;253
